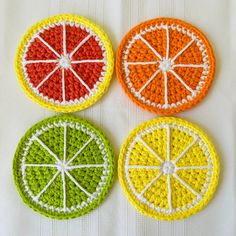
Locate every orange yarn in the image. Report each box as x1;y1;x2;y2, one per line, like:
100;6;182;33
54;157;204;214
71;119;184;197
116;18;216;115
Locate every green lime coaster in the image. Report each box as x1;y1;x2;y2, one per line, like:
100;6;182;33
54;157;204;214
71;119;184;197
13;115;114;219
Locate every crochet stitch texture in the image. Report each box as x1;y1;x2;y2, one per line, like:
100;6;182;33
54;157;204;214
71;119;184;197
13;115;114;219
116;18;215;115
118;117;220;220
15;14;114;112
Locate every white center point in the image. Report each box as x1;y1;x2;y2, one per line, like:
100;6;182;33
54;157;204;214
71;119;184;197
159;59;172;72
162;161;175;175
57;162;67;172
58;55;71;69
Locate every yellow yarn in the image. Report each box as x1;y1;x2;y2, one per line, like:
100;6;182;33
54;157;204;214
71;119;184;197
118;117;220;221
15;14;114;112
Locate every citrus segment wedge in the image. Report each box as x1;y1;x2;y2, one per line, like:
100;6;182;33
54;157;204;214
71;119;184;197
119;117;219;220
13;115;114;219
116;18;215;115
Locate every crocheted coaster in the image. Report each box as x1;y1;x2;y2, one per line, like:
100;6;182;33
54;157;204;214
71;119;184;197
15;14;114;112
119;117;219;221
13;115;114;219
116;18;215;115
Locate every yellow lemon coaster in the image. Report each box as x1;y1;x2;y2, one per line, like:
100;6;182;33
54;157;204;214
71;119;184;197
15;14;114;112
118;117;220;221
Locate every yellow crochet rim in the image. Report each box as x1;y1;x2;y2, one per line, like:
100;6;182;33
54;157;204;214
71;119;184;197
118;117;220;221
15;14;114;113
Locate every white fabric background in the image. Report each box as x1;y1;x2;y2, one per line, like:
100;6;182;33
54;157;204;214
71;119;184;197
0;0;235;235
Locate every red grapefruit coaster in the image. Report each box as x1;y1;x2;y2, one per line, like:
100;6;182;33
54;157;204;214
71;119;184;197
116;18;215;115
15;14;114;112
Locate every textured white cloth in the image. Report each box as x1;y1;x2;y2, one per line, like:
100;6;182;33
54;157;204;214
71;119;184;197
0;0;235;235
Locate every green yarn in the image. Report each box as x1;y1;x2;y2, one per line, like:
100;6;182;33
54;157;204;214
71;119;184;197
13;115;115;219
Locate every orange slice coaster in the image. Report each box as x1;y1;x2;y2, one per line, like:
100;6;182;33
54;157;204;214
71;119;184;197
116;18;215;115
15;14;114;112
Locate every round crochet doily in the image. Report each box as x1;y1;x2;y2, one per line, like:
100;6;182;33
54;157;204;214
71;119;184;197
15;14;114;112
118;117;220;221
13;115;114;219
116;18;215;115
